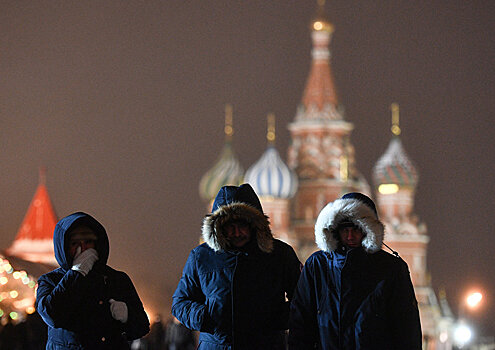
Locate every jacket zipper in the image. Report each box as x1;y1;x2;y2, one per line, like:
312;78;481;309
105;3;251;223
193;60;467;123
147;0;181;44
231;254;238;350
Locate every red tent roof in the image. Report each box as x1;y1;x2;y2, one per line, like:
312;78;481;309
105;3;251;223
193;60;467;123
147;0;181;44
5;172;58;265
14;183;57;241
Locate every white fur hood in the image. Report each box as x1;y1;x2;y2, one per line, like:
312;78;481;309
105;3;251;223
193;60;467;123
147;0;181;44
315;197;384;253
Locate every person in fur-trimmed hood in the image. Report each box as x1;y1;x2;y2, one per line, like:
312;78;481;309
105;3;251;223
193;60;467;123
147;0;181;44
289;192;422;350
172;184;301;350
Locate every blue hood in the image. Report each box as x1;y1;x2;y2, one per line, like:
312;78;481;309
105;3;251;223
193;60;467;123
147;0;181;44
53;212;109;270
202;184;273;253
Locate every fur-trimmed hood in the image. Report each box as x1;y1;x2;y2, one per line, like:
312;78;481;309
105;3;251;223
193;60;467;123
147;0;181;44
202;184;273;253
315;193;384;253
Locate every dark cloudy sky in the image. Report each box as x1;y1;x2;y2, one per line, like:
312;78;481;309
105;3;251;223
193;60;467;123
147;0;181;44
1;0;494;338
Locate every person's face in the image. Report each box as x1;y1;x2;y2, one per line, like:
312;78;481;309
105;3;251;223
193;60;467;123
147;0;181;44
338;226;364;248
225;221;251;248
68;226;97;258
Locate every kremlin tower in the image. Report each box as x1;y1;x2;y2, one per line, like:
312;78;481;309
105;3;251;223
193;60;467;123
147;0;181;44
198;2;454;347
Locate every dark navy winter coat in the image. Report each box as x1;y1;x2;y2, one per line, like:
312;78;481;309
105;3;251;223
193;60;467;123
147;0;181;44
289;193;422;349
36;212;150;349
289;248;422;349
172;184;301;349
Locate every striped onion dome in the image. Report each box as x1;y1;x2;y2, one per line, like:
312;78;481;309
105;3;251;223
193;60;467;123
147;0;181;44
199;142;245;202
373;137;418;188
245;146;298;199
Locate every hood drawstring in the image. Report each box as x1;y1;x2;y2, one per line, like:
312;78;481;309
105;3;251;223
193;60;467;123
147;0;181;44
383;242;399;257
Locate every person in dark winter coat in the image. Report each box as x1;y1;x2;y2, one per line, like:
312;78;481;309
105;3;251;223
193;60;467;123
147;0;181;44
36;212;150;349
289;192;422;350
172;184;302;350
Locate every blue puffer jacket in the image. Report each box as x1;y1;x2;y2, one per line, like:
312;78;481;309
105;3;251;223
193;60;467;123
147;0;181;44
289;193;422;349
36;212;150;349
172;184;301;350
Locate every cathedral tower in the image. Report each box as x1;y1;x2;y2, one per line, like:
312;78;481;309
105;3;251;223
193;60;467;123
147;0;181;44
287;3;368;259
373;104;450;349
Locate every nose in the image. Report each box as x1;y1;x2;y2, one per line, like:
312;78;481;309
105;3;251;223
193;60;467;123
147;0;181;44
232;225;242;236
80;241;91;252
344;229;354;240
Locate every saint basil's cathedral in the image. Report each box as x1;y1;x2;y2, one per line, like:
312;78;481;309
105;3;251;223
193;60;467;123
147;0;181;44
199;4;455;350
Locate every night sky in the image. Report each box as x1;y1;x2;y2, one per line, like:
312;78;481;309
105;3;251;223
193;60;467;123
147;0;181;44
1;0;494;338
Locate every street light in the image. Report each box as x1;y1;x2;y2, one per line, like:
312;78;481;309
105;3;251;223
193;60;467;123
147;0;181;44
466;292;482;309
454;322;473;348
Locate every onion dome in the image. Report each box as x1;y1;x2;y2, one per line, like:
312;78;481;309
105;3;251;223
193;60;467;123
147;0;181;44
199;104;244;202
245;114;298;198
373;104;418;191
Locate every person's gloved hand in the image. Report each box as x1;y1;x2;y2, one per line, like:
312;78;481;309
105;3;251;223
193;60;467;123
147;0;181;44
109;299;128;323
71;247;99;276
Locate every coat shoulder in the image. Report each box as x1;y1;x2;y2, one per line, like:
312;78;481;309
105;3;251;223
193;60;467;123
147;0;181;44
304;250;328;266
38;267;65;284
372;250;410;273
272;239;297;254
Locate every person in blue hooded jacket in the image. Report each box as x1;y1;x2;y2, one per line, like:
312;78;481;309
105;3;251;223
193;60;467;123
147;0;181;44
289;193;422;349
172;184;301;349
36;212;150;349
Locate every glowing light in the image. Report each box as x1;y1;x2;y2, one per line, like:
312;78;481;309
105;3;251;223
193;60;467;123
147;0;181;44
28;281;36;288
10;290;19;298
22;276;30;284
26;306;36;314
14;298;34;309
4;263;13;273
9;311;19;320
454;323;472;346
439;331;448;343
467;292;482;308
378;184;399;194
13;271;21;279
0;276;8;285
313;21;323;30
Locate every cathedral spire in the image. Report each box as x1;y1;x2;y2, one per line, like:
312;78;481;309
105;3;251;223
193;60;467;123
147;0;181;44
266;113;276;146
199;104;244;203
300;1;338;112
224;103;234;142
391;102;401;136
373;105;418;195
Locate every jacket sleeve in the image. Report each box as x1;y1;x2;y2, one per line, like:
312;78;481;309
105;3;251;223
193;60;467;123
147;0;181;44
171;249;210;332
117;273;150;340
288;258;319;350
35;269;88;329
278;246;302;329
389;259;423;349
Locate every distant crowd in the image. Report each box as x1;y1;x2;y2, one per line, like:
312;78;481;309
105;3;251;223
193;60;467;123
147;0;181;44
0;313;195;350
